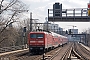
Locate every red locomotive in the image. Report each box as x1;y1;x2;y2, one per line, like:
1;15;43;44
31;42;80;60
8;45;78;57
28;30;68;54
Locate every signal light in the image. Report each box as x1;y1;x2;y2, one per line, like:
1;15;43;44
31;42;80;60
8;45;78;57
23;27;26;32
88;9;90;16
69;29;72;34
65;30;68;34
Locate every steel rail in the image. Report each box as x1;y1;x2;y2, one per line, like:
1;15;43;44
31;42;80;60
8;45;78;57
60;43;73;60
74;42;89;60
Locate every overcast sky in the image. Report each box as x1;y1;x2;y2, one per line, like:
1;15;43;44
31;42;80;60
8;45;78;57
21;0;90;32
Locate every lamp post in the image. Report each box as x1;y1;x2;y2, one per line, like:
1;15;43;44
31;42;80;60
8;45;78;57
30;12;39;32
30;12;32;32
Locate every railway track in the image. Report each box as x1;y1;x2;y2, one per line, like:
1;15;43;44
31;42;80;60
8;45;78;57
16;42;74;60
60;43;73;60
0;43;72;60
73;42;90;60
1;42;90;60
42;42;73;60
24;45;64;60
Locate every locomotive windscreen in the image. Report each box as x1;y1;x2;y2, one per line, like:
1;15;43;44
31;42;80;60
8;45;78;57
30;34;44;38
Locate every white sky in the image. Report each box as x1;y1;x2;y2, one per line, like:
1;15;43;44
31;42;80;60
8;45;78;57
21;0;90;33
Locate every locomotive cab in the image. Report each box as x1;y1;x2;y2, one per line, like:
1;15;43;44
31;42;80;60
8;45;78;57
28;32;45;54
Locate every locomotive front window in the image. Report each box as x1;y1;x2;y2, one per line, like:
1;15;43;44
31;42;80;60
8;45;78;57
30;34;44;38
30;34;36;38
37;34;44;38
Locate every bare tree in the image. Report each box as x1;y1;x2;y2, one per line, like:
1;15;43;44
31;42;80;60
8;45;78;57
0;0;28;32
0;0;28;47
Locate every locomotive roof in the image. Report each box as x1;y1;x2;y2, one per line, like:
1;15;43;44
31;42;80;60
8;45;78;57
51;32;67;38
30;31;67;38
29;31;51;34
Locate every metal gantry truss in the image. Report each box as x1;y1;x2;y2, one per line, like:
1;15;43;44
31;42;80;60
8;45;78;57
48;8;90;22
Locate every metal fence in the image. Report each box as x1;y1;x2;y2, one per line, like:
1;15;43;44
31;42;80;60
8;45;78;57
0;44;28;53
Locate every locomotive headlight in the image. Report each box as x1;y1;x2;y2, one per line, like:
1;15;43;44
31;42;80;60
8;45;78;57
40;48;43;50
30;41;35;43
38;41;44;43
30;48;33;50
